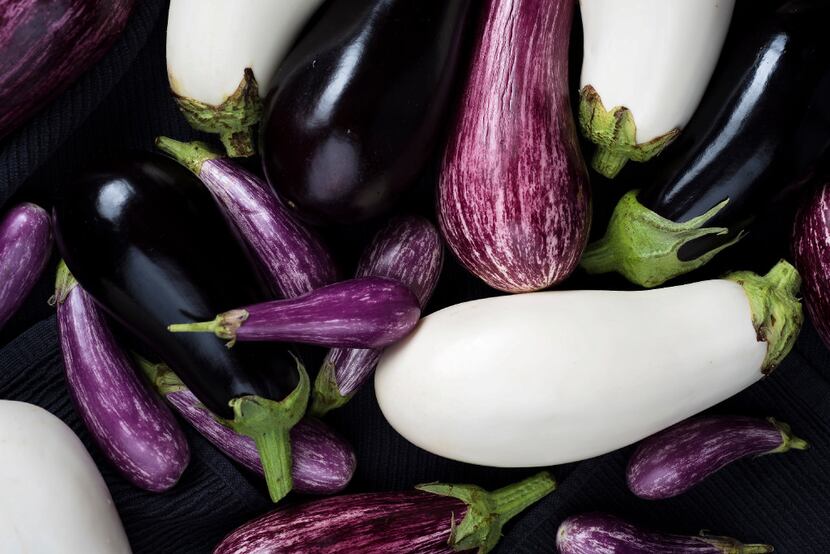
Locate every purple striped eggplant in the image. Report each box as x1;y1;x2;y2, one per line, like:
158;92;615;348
557;513;773;554
54;261;189;492
0;203;52;330
311;216;443;416
215;471;555;554
155;138;337;299
138;358;356;494
0;0;135;139
169;277;421;349
438;0;590;293
627;415;808;501
793;179;830;350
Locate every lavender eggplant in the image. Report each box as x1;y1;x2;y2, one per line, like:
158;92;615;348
557;513;773;554
793;180;830;350
54;262;189;492
0;0;135;139
312;216;443;416
438;0;590;293
215;471;555;554
156;138;337;299
0;203;52;331
170;277;421;349
627;416;808;500
138;358;355;494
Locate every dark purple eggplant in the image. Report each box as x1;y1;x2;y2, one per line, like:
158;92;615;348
53;152;307;502
0;0;135;139
260;0;475;225
627;416;808;500
155;137;337;299
0;203;52;330
557;513;773;554
582;0;830;288
215;471;555;554
169;277;421;349
54;261;189;492
311;215;443;416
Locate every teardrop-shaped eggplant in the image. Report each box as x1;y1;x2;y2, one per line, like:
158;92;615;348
260;0;475;225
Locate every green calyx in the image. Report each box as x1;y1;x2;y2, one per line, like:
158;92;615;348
155;136;222;176
417;471;556;553
168;309;249;348
725;260;804;374
697;532;774;553
133;356;187;397
768;417;809;453
172;68;262;158
581;190;745;288
51;260;79;306
579;85;680;178
309;360;350;417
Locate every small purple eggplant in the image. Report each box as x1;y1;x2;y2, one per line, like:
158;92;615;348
557;513;773;554
627;415;808;500
215;471;555;554
155;138;337;299
0;203;52;330
793;179;830;350
138;358;356;495
54;261;189;492
311;216;443;416
169;277;421;349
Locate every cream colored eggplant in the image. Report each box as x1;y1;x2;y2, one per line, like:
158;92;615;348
579;0;735;178
375;262;802;467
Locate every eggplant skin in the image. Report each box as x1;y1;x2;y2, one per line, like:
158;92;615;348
0;0;135;139
260;0;474;225
793;180;830;350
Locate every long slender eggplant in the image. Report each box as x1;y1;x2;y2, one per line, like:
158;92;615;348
156;137;337;299
214;472;556;554
170;277;421;349
260;0;475;224
0;203;52;331
627;416;808;500
582;0;830;288
438;0;590;293
312;216;443;416
138;358;355;494
53;152;308;502
793;180;830;351
54;262;190;492
557;513;773;554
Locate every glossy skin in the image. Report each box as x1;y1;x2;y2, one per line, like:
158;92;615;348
260;0;474;224
793;180;830;350
53;153;299;418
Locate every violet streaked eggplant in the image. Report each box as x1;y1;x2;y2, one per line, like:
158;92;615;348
311;216;443;416
215;471;555;554
627;416;808;500
438;0;590;293
156;137;337;299
793;180;830;351
170;277;421;349
54;262;190;492
0;203;52;331
138;359;355;495
557;513;773;554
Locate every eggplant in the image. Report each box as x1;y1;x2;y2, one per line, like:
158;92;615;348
215;471;556;554
0;0;135;140
54;262;190;492
260;0;475;225
557;513;773;554
312;216;443;416
438;0;591;293
138;358;355;494
0;203;52;331
156;137;337;298
627;416;808;500
582;0;830;288
53;152;308;502
170;277;421;349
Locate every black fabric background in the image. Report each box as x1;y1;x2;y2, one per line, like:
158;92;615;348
1;1;827;552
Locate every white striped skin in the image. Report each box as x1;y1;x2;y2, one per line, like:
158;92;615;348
793;181;830;349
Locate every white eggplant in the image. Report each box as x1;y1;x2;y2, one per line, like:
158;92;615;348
579;0;735;178
375;261;802;467
0;401;131;553
166;0;324;157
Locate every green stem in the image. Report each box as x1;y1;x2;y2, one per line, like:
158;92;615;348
155;136;221;176
592;146;630;179
219;129;256;159
52;260;78;306
168;318;222;335
488;472;556;524
133;356;187;396
768;417;810;453
699;534;774;553
168;309;247;347
309;361;350;417
252;426;293;502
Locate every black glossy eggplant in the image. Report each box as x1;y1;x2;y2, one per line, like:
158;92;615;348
52;152;308;502
260;0;475;225
582;0;830;288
